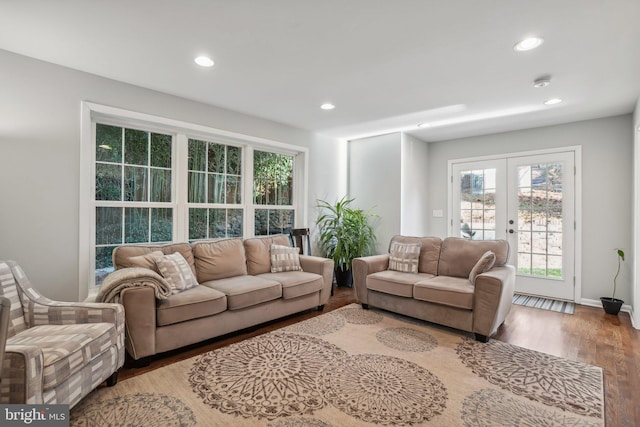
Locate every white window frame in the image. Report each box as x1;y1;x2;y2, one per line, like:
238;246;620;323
80;102;308;300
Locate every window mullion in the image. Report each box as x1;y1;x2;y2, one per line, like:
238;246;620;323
175;133;189;242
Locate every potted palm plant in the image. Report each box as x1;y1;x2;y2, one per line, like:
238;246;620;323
600;248;625;315
316;197;377;287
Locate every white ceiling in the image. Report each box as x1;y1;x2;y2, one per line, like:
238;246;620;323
1;0;639;142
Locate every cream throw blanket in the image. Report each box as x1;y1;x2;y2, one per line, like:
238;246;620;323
96;267;172;303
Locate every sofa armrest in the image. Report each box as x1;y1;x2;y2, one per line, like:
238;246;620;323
2;345;45;404
472;265;515;337
352;254;390;305
299;255;334;305
119;286;157;360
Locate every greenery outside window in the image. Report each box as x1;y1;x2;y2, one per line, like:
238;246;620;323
253;150;295;235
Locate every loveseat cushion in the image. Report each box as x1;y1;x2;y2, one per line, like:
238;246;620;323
156;286;227;326
192;238;247;282
244;234;291;275
437;237;509;278
202;276;281;310
367;270;436;298
7;323;116;390
414;276;475;309
257;271;323;300
113;243;197;277
389;236;442;275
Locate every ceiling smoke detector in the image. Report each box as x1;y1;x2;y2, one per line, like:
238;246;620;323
533;77;551;88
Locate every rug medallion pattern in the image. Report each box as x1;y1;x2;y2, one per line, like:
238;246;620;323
456;338;603;418
376;327;438;352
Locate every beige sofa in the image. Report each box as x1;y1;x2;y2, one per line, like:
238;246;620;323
98;234;333;360
353;236;515;342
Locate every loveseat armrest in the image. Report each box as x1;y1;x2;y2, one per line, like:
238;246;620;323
119;286;157;360
472;265;515;338
353;254;390;306
299;255;334;305
2;344;45;404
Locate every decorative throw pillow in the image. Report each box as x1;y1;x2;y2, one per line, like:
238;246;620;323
152;252;199;294
270;244;303;273
469;250;496;283
388;241;421;273
128;251;162;273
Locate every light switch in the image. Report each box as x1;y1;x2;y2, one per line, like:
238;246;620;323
433;209;443;218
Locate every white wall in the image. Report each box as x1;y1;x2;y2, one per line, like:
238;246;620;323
633;96;640;328
348;133;402;253
427;115;634;303
401;133;429;236
0;49;342;301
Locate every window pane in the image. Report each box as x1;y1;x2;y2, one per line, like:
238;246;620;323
96;207;122;245
208;173;225;204
96;163;122;201
96;124;122;163
188;139;206;171
254;209;268;235
125;207;149;243
189;208;207;240
151;208;173;242
208;208;227;238
188;172;206;203
150;133;172;168
228;209;243;237
95;245;117;285
227;176;241;204
208;143;225;173
254;150;293;206
124;128;148;165
227;146;241;174
124;166;148;202
151;169;171;202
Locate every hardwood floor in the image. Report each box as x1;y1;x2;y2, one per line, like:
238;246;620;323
118;286;640;426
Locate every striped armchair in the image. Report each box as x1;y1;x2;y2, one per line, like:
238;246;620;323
0;261;125;408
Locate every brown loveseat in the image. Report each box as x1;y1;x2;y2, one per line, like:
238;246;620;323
353;236;515;342
98;234;333;360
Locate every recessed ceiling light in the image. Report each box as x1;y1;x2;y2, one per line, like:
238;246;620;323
194;56;214;67
320;103;335;110
417;123;432;128
533;77;551;88
544;98;563;105
514;37;544;52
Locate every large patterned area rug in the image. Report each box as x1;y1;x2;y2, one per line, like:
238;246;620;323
71;304;604;426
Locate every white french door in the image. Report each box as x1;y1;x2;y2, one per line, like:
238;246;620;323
451;150;577;301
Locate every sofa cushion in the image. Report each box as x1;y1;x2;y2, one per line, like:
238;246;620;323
437;237;509;278
270;244;303;272
388;241;421;273
414;276;475;309
367;270;436;298
468;250;496;283
113;243;196;277
152;252;199;294
258;271;323;299
202;276;281;310
389;236;442;275
244;234;291;275
7;323;116;390
192;238;247;282
128;251;161;273
156;285;227;326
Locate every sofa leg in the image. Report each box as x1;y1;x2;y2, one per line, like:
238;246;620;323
361;303;369;309
106;371;119;387
474;333;489;343
317;305;325;311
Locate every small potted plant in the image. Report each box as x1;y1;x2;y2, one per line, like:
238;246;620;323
316;197;377;287
600;249;625;315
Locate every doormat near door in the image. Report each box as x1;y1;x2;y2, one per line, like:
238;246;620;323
70;304;602;426
512;293;575;314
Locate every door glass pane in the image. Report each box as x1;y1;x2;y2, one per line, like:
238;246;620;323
459;168;496;240
516;163;563;278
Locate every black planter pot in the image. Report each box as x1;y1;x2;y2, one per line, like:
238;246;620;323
600;297;624;315
335;265;353;288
